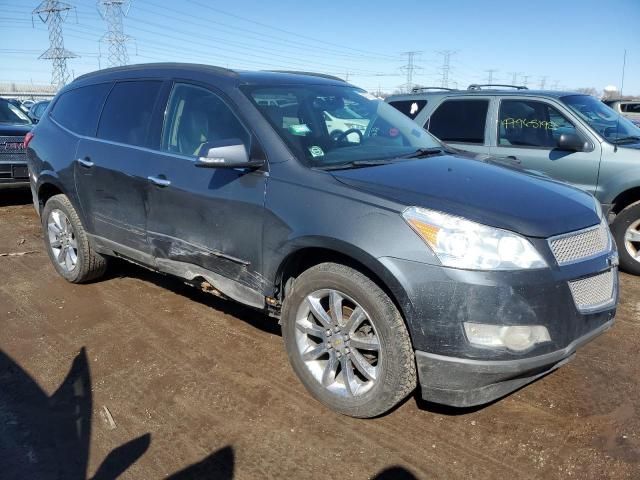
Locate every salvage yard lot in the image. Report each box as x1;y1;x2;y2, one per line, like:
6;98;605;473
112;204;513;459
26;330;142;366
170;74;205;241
1;189;639;479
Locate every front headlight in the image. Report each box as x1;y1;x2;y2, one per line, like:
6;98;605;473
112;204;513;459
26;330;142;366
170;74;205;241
403;206;547;270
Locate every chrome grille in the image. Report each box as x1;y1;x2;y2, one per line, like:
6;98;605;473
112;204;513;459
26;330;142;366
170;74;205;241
549;220;610;265
568;269;615;312
0;135;27;162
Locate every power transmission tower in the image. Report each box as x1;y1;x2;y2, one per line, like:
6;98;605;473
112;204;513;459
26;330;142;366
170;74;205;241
33;0;78;88
539;76;548;89
437;50;456;89
551;80;560;90
509;71;521;85
98;0;133;68
485;69;498;84
400;51;422;93
521;75;531;87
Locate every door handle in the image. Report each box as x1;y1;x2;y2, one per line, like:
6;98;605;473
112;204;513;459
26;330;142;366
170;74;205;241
148;176;171;187
76;157;94;168
506;156;521;165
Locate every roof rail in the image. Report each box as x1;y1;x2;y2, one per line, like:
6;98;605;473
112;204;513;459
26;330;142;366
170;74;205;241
411;86;456;93
265;70;345;82
467;84;528;91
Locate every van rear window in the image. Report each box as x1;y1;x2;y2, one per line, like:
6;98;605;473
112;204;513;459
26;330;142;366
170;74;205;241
50;83;111;136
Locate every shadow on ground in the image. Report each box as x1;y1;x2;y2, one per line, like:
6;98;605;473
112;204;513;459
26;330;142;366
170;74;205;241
0;347;416;479
0;188;32;208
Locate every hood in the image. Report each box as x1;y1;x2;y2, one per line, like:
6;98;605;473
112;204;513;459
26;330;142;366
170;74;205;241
331;154;599;238
0;123;32;137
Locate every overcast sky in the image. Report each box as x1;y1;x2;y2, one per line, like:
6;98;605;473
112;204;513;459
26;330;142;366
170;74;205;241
1;0;639;94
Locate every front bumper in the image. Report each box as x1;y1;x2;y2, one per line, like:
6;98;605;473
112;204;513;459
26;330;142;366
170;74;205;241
0;161;29;189
415;318;613;407
379;252;618;406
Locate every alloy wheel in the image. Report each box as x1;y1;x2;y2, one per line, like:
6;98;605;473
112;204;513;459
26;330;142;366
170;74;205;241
295;289;381;398
47;209;78;272
624;219;640;264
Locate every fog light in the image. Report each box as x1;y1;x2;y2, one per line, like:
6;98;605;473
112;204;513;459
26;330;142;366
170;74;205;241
463;323;551;352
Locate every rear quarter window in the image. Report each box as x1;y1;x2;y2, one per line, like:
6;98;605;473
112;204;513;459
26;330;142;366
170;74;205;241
427;99;489;144
97;80;163;147
388;99;427;120
50;83;111;136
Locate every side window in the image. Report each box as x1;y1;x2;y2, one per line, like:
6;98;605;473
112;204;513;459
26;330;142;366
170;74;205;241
162;83;250;156
388;100;427;120
428;100;488;144
50;83;111;136
623;103;640;113
498;100;579;148
97;80;162;147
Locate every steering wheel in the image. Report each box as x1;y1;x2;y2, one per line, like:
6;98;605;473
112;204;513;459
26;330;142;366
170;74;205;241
331;128;363;144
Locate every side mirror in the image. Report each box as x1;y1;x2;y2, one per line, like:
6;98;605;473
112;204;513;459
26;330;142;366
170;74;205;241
194;138;263;169
556;133;587;152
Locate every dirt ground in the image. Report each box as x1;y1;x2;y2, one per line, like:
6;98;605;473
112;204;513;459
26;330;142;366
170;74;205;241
1;189;639;480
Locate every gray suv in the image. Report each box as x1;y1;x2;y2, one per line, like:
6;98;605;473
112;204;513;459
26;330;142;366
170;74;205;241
27;66;618;417
387;85;640;274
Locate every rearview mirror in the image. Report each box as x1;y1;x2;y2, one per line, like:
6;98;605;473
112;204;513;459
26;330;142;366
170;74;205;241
195;139;263;168
556;133;587;152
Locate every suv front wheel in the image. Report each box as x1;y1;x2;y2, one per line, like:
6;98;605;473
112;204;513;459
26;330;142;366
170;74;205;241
281;262;416;418
42;194;107;283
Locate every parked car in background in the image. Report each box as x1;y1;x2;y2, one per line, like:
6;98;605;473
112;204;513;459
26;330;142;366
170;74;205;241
603;99;640;126
5;98;30;114
387;85;640;274
28;100;51;123
28;64;617;417
21;99;36;111
0;97;33;189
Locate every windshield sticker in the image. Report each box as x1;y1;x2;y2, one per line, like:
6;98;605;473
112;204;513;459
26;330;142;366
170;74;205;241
289;124;311;136
308;146;325;158
388;127;400;137
501;118;559;130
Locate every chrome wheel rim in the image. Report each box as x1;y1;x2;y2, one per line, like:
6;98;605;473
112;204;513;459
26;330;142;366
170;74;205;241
624;219;640;263
295;289;381;398
47;209;78;272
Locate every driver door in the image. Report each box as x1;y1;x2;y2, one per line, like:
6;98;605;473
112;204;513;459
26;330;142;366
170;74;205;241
492;98;602;195
145;82;268;296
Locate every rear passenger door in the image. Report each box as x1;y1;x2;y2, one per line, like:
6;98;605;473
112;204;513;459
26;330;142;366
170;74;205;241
145;82;267;300
75;80;165;257
425;97;492;154
493;97;601;195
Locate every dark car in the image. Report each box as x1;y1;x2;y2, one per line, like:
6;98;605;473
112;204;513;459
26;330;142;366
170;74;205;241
27;64;618;417
0;97;33;189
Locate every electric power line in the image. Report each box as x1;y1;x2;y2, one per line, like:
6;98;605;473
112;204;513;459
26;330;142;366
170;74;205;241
98;0;134;68
32;0;78;87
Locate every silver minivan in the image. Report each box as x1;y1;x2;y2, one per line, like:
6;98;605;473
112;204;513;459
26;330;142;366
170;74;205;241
387;86;640;274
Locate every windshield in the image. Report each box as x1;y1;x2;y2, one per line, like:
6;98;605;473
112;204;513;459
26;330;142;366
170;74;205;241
561;95;640;143
0;100;32;125
243;84;442;168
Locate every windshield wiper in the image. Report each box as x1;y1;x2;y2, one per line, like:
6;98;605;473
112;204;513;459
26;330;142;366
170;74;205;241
318;159;395;171
400;147;444;158
612;135;640;144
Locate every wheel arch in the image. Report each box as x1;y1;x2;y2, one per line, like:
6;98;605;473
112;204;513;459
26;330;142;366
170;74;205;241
612;187;640;215
273;239;414;327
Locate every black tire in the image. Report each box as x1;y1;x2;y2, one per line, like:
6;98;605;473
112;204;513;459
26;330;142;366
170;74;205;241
42;194;107;283
611;201;640;275
281;262;416;418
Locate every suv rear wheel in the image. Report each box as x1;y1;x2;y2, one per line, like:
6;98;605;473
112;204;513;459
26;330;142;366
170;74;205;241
42;194;107;283
281;262;416;418
612;201;640;275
